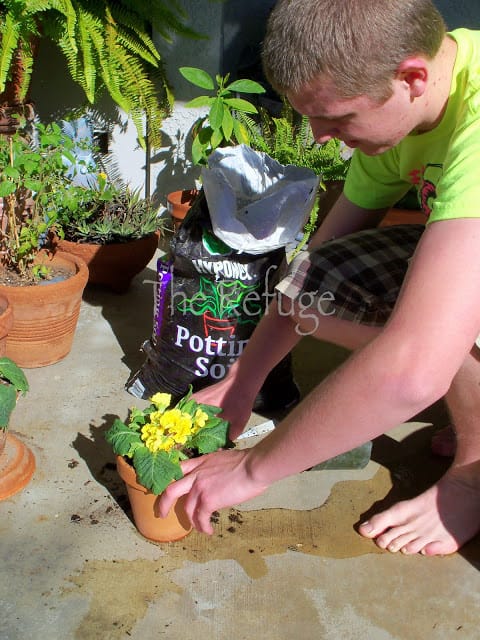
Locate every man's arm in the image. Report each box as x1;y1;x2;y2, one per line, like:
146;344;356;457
308;192;388;249
159;220;480;536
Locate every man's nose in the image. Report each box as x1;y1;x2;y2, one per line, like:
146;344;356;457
309;119;340;144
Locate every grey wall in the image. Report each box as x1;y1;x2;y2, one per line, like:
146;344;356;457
435;0;480;29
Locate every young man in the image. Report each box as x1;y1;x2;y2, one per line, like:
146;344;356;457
158;0;480;556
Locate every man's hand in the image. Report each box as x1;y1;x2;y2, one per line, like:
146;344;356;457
156;448;269;534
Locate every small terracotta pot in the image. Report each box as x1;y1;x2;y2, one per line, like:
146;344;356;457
55;231;160;294
166;190;198;232
116;455;192;542
0;432;35;500
0;294;13;357
0;250;88;368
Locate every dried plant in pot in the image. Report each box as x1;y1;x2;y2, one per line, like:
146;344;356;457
0;357;34;500
105;386;231;542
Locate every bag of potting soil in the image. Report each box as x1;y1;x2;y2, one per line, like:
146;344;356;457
126;146;319;407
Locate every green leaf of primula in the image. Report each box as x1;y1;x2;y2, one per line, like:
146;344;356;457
0;357;29;394
179;67;215;91
224;98;258;114
0;384;17;428
209;98;224;130
226;79;266;94
190;420;229;454
105;418;142;456
197;403;222;418
133;448;184;495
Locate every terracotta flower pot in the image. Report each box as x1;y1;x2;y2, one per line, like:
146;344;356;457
55;231;160;294
116;454;192;542
0;250;88;368
0;294;13;357
166;190;198;232
0;432;35;500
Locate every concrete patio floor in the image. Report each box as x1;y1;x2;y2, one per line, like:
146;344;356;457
1;246;480;640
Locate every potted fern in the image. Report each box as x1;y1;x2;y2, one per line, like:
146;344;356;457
0;0;199;149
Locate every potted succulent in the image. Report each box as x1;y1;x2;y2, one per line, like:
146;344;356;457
0;356;34;500
0;121;89;367
53;172;165;293
105;386;230;542
165;66;266;231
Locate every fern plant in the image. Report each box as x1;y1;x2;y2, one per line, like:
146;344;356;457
0;0;200;149
237;100;351;181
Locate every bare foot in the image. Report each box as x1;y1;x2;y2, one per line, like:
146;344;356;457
431;424;456;457
358;466;480;555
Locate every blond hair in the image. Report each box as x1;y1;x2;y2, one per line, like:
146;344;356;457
262;0;446;101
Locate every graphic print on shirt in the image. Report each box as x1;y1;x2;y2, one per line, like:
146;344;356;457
408;163;443;216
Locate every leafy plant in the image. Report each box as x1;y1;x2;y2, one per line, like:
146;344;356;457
179;66;266;165
0;0;201;149
105;386;230;494
0;121;79;279
0;357;29;429
178;276;262;323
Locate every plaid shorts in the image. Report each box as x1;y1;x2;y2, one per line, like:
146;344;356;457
275;224;425;326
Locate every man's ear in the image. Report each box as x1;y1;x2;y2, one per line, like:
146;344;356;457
396;57;428;98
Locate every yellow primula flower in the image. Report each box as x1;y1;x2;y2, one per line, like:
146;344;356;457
169;413;194;444
149;410;166;427
150;392;172;412
193;408;209;432
141;424;175;452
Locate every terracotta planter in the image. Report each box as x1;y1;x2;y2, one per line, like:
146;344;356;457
0;250;88;368
55;231;160;294
0;294;13;357
116;454;192;542
166;190;199;232
380;208;428;227
0;432;35;500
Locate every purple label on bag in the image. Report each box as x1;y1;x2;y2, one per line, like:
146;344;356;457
154;259;172;338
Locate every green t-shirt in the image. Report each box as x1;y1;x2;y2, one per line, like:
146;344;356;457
344;28;480;223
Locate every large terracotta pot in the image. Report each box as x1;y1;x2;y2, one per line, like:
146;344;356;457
0;251;88;368
0;294;13;357
116;454;192;542
166;190;199;232
55;231;160;294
